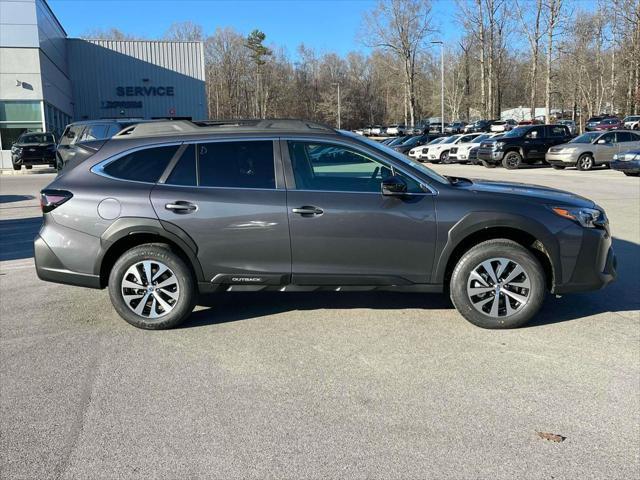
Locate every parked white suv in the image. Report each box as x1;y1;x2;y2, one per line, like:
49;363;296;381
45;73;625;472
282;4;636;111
386;124;406;136
623;116;640;130
410;137;446;160
490;120;517;133
425;133;482;163
449;133;502;164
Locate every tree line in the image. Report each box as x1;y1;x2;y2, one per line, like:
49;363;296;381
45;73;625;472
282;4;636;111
84;0;640;130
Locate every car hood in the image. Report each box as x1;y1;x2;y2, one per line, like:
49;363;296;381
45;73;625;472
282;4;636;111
464;179;595;208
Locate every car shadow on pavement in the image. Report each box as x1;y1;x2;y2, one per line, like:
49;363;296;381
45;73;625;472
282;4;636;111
184;237;639;329
0;217;42;261
0;195;35;203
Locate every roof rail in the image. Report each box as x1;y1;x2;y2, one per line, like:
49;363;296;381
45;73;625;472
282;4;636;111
114;119;336;138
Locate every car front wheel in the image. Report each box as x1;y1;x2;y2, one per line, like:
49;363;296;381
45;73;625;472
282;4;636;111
502;151;523;169
108;244;196;329
577;153;594;171
450;239;546;329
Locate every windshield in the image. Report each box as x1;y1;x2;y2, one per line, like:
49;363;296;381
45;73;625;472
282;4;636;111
459;134;478;143
427;137;445;145
19;133;54;143
401;136;424;147
443;135;460;144
340;130;449;185
502;127;528;138
623;116;640;122
570;132;601;143
587;117;602;123
387;135;409;146
473;134;491;143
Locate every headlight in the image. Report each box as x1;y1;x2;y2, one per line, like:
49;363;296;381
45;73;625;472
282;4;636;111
551;206;606;228
560;147;577;153
613;152;639;162
494;141;505;149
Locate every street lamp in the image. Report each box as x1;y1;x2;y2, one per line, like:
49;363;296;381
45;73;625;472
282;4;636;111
431;41;444;134
332;82;341;129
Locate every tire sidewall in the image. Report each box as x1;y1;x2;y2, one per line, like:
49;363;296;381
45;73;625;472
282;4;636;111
450;240;546;329
108;244;196;329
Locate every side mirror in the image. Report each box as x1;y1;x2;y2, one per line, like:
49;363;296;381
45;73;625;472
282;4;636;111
381;176;407;196
597;139;606;144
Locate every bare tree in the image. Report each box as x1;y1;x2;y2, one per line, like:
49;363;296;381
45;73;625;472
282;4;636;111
543;0;564;122
362;0;435;126
163;21;204;41
516;0;544;120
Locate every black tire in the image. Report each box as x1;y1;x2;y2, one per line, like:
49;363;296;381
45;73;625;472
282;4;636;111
25;165;33;170
480;160;496;168
623;172;640;177
440;151;450;163
108;244;196;329
450;239;546;329
551;165;566;170
12;164;21;171
502;151;523;169
576;153;594;171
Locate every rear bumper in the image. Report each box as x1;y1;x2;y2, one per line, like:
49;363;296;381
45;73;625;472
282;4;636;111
553;227;616;294
35;235;101;288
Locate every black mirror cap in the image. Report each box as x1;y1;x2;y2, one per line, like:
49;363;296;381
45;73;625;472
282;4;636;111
381;176;408;196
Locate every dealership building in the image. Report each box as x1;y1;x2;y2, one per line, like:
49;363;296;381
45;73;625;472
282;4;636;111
0;0;207;167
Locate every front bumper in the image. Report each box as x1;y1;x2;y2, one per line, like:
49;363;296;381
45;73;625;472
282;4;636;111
554;226;616;294
546;151;580;165
611;159;640;174
477;149;504;163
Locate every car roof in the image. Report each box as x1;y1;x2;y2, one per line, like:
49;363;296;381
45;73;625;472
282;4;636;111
112;119;337;141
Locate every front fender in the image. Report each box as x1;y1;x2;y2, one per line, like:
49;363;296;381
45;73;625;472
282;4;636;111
433;211;562;285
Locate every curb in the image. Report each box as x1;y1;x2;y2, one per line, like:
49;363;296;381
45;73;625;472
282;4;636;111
0;167;57;176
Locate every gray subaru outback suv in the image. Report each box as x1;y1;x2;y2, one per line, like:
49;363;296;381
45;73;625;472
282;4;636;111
35;119;616;329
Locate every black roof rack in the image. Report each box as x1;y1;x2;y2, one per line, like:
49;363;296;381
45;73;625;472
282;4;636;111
114;119;336;138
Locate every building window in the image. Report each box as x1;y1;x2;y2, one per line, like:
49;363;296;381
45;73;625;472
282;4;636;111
0;101;44;150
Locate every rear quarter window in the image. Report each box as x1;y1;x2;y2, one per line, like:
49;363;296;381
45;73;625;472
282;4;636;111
102;145;178;183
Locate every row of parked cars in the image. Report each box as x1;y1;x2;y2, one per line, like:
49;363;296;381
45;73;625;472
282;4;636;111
384;125;640;176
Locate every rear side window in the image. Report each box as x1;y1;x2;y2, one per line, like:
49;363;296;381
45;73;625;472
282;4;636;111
198;141;275;189
616;132;632;143
549;126;567;137
103;145;178;183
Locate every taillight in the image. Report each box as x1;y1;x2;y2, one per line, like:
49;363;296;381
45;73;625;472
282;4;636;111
40;189;73;213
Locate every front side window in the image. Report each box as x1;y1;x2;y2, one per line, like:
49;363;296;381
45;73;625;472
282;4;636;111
599;133;616;144
198;140;275;189
288;141;422;193
102;145;179;183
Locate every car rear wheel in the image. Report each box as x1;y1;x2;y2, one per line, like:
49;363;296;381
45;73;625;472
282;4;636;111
450;239;546;329
577;153;594;171
502;151;523;169
108;244;196;329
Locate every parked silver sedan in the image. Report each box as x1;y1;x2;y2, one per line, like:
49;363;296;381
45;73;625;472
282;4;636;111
545;130;640;170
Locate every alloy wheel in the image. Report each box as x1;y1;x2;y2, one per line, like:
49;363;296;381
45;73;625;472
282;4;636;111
578;155;593;170
466;257;531;318
121;260;179;318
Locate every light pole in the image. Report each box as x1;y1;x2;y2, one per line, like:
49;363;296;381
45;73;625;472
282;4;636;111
332;82;341;129
431;41;444;134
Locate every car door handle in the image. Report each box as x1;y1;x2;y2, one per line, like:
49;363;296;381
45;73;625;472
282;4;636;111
292;206;324;216
165;201;198;213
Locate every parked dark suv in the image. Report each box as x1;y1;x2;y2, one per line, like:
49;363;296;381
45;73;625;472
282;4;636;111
11;132;57;170
35;120;616;330
477;124;572;169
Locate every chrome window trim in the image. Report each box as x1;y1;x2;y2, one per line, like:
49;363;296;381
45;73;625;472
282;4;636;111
280;136;439;195
91;137;281;189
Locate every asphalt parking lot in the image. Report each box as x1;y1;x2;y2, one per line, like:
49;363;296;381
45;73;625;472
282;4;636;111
1;165;639;479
